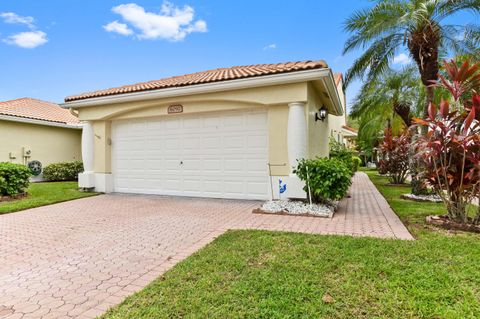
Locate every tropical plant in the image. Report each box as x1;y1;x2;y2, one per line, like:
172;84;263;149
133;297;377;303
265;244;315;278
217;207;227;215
329;138;356;175
0;162;31;196
42;161;84;181
378;129;411;184
350;66;422;151
414;59;480;224
294;158;352;203
343;0;480;119
352;156;362;172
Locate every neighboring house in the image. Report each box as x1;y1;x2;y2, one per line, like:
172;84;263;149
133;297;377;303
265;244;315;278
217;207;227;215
63;60;346;199
341;125;358;149
327;73;354;145
0;98;82;179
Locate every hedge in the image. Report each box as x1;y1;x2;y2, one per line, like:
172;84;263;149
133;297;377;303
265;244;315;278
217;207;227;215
42;161;84;181
0;162;31;196
294;158;352;203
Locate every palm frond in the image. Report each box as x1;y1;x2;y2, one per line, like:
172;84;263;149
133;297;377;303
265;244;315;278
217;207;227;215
344;34;404;87
435;0;480;21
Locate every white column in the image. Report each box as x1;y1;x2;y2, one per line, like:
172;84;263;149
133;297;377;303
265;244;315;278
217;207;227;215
81;121;94;173
78;121;95;188
283;102;308;199
287;102;307;171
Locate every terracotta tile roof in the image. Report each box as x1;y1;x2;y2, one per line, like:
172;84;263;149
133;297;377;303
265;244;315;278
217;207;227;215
0;98;80;125
65;60;329;102
342;125;358;133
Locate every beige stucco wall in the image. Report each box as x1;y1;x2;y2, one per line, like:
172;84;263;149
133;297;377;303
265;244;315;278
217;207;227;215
92;121;112;173
0;120;82;166
77;83;308;121
327;81;348;144
74;81;336;177
307;83;330;158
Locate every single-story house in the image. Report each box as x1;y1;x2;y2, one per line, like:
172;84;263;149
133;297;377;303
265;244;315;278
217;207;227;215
0;98;82;179
63;60;349;200
341;125;358;149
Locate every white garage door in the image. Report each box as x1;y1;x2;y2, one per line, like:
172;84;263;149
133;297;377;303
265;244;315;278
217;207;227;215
112;109;270;200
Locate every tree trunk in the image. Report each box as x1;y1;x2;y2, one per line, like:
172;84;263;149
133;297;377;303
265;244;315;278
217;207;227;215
393;102;412;127
407;24;440;195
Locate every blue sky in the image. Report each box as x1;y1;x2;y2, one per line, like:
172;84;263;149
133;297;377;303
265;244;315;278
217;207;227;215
0;1;477;109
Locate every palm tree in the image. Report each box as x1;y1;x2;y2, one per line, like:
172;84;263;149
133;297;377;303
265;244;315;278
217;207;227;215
343;0;480;119
350;66;422;146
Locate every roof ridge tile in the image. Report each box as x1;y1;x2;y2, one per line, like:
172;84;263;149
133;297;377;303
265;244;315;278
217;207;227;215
65;59;328;102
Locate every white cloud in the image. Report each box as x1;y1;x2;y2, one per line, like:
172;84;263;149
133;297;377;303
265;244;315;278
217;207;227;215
263;43;276;50
103;21;133;36
393;53;412;66
0;12;35;28
0;12;48;49
106;2;207;41
3;31;48;49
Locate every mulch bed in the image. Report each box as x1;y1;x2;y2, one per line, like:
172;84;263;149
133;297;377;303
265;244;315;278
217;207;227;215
0;192;28;202
252;208;333;218
426;215;480;234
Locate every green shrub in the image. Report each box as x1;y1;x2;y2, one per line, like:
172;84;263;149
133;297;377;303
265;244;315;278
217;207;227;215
42;161;84;181
294;158;352;203
352;156;362;172
329;138;355;175
0;162;31;196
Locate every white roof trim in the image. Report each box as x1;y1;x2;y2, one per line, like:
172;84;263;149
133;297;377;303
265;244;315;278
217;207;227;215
0;114;82;129
61;68;343;115
341;127;358;137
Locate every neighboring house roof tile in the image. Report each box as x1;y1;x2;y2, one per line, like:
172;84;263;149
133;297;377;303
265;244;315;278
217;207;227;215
342;125;358;133
65;60;329;102
334;73;342;86
0;98;80;124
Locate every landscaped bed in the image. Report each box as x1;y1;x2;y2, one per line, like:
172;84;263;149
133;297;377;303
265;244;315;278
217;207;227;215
253;200;336;218
101;170;480;319
0;181;97;214
400;193;442;203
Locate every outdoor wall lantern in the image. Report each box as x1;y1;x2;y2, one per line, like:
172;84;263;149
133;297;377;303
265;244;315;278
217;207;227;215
315;107;328;122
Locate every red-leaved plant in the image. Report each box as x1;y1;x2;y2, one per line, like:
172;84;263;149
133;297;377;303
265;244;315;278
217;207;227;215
378;129;410;184
414;60;480;224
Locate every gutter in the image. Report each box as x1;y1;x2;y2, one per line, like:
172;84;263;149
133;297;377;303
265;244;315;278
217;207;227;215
0;114;82;129
61;68;344;116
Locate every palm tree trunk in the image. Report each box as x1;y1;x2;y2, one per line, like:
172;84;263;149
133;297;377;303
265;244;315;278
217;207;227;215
407;24;440;195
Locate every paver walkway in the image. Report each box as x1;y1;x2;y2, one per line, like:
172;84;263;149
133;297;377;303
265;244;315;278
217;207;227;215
0;172;412;318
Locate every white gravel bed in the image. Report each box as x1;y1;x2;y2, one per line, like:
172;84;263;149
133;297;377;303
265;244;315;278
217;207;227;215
401;193;442;203
259;200;336;218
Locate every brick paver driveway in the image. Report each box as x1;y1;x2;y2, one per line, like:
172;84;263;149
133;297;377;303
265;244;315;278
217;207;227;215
0;172;412;318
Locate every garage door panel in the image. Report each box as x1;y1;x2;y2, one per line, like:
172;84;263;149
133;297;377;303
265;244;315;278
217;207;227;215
165;118;181;130
247;112;268;125
183;137;201;150
202;136;222;149
204;116;221;127
112;109;269;199
247;134;268;148
223;114;244;127
223;135;245;148
224;180;245;195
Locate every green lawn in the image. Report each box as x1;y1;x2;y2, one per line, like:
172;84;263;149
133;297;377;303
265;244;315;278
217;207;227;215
362;170;447;236
363;170;478;238
0;181;97;214
102;171;480;319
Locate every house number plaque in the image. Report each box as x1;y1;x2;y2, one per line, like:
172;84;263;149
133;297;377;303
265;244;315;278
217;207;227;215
168;104;183;114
